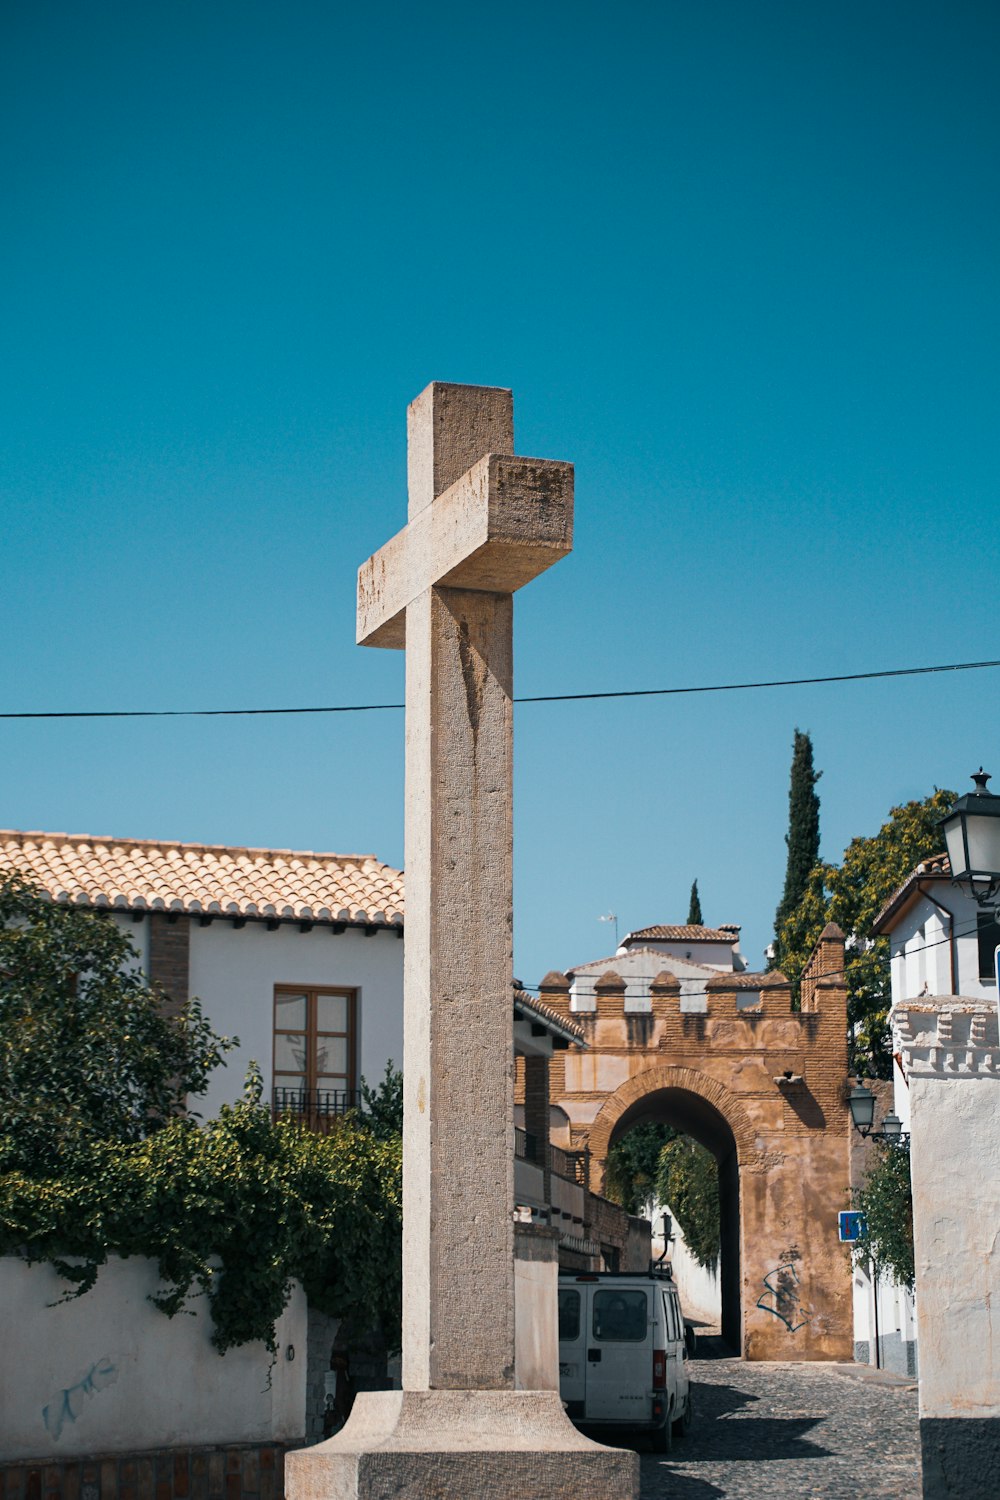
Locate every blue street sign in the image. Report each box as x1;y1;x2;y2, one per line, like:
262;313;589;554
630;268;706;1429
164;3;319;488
839;1211;866;1243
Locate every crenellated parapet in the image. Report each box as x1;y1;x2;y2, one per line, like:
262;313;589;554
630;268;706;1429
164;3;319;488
893;997;1000;1078
799;921;847;1012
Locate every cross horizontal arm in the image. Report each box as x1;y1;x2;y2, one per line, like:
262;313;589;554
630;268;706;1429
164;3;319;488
357;453;573;649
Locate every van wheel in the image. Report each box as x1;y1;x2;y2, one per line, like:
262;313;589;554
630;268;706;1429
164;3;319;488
672;1389;693;1440
651;1405;673;1453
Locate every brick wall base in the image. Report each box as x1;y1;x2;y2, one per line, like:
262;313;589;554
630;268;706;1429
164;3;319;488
0;1443;300;1500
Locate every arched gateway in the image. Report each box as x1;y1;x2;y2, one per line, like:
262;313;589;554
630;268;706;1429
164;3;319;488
539;923;854;1361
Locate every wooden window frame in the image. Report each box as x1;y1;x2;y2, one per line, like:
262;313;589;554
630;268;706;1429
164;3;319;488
273;984;357;1097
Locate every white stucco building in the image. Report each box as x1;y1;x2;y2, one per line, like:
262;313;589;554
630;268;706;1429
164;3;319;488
873;849;1000;1135
850;849;1000;1381
566;922;749;1016
0;829;405;1122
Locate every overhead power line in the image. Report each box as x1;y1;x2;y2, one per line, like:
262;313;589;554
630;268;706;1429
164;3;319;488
2;657;999;721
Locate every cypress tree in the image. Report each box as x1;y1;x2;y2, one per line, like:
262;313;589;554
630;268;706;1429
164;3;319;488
687;879;703;926
773;730;821;959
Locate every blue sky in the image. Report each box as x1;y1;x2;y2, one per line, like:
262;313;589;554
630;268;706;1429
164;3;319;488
3;0;998;983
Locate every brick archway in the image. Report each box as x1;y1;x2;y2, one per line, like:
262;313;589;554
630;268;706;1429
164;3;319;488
540;923;855;1360
586;1063;758;1192
588;1063;753;1348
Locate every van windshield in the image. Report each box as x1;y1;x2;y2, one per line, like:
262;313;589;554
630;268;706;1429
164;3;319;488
592;1289;648;1342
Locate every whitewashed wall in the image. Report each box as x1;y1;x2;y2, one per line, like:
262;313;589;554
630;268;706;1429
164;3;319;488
651;1202;720;1326
112;916;403;1119
618;937;743;972
893;997;1000;1495
0;1257;306;1461
852;1263;917;1376
189;922;403;1118
513;1256;559;1392
886;884;997;1019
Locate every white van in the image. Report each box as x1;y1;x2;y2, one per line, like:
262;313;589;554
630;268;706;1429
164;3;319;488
557;1270;692;1452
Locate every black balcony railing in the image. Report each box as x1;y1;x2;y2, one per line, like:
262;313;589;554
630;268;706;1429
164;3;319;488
514;1127;538;1162
273;1085;360;1133
551;1144;590;1188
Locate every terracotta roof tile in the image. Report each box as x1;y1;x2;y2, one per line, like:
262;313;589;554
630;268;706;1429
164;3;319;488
624;924;741;943
872;850;950;934
706;969;787;988
0;830;404;927
916;852;950;876
513;987;585;1044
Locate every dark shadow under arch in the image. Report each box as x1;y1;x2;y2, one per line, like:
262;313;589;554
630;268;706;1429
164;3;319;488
609;1087;741;1351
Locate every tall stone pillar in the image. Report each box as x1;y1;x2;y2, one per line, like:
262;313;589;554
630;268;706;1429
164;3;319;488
893;997;1000;1498
285;383;638;1499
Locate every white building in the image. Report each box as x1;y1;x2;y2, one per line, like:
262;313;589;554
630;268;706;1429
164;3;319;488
851;849;1000;1377
566;923;748;1017
617;922;747;973
873;849;1000;1136
0;829;405;1122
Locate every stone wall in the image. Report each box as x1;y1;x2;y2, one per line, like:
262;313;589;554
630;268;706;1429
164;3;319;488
0;1445;292;1500
0;1258;305;1463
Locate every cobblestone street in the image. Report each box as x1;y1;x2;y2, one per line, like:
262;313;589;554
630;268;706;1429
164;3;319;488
638;1343;921;1500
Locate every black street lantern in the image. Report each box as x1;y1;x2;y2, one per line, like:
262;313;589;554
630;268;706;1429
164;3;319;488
849;1082;876;1136
848;1083;909;1143
940;769;1000;907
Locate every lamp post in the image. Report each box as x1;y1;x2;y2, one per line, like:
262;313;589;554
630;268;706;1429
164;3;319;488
848;1082;909;1144
940;769;1000;913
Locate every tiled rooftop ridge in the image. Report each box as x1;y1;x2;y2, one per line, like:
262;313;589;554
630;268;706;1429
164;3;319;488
0;829;405;927
624;923;742;942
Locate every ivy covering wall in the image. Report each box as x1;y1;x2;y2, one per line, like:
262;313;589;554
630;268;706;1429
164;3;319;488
0;1070;403;1355
0;874;403;1356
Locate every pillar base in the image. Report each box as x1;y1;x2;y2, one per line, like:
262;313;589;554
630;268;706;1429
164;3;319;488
921;1416;1000;1499
285;1390;639;1500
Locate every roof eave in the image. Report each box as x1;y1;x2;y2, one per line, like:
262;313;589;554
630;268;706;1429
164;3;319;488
872;872;946;936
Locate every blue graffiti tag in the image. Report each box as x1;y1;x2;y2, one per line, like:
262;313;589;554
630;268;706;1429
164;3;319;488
43;1358;118;1440
757;1263;808;1332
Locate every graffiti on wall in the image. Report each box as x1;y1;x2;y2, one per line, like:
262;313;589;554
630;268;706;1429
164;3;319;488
43;1358;118;1440
757;1263;807;1333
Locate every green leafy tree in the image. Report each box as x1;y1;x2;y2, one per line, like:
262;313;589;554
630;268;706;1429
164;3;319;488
831;789;955;1076
687;880;703;926
771;862;833;994
358;1061;403;1139
854;1140;914;1290
772;730;821;968
656;1137;720;1269
773;789;956;1077
605;1122;677;1216
0;874;235;1166
0;1066;403;1354
1;876;405;1355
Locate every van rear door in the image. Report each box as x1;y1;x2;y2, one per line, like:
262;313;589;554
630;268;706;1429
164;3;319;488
558;1284;586;1414
661;1286;684;1411
584;1285;652;1424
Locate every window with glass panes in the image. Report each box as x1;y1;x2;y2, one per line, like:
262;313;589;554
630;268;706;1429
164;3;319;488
273;986;356;1106
977;912;1000;982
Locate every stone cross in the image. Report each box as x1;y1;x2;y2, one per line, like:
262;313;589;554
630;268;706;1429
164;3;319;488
357;382;573;1391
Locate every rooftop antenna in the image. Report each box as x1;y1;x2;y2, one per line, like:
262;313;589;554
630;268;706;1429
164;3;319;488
598;911;619;947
